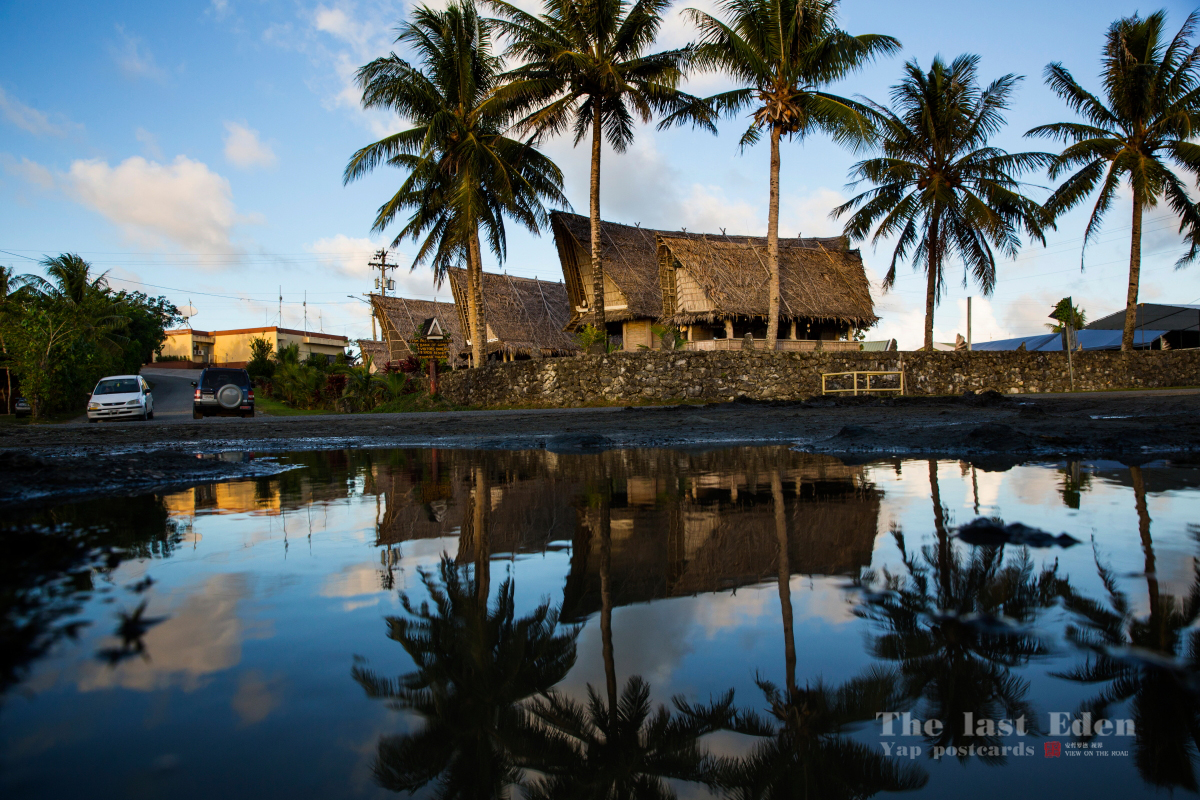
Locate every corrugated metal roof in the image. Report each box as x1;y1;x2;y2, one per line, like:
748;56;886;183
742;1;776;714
973;330;1167;351
1085;303;1200;332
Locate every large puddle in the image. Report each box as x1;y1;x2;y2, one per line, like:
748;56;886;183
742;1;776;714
3;447;1200;798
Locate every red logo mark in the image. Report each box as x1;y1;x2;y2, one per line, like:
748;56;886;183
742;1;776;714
1045;741;1061;758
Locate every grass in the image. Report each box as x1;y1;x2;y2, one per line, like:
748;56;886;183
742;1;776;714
371;394;469;413
255;396;333;416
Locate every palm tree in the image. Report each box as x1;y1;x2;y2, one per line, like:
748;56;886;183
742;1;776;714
1028;11;1200;351
486;0;709;338
834;55;1052;351
687;0;899;347
18;253;129;352
353;558;580;798
344;1;569;368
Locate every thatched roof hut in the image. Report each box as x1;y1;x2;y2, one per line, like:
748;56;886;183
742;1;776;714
551;211;667;331
370;294;466;365
658;233;877;341
446;268;578;359
551;210;877;351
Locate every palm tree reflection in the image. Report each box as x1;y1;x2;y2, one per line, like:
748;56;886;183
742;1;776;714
353;558;579;798
718;471;928;798
522;481;733;798
854;461;1065;763
1056;465;1200;791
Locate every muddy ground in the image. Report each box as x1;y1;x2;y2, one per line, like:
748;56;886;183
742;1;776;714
3;389;1199;507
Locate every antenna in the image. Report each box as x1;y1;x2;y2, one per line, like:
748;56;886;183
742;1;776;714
278;286;282;328
304;291;307;333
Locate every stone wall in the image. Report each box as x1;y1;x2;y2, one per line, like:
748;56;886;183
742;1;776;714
438;349;1200;408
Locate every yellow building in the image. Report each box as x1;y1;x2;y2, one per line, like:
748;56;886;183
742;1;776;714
158;326;348;366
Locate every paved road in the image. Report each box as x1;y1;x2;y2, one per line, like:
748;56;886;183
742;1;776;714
141;367;202;422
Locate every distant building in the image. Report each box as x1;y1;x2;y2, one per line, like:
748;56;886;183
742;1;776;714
1084;303;1200;350
158;326;348;366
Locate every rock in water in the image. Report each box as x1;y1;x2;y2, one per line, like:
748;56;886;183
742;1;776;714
955;518;1080;548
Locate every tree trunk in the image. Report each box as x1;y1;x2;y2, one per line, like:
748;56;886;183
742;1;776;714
929;460;951;601
923;215;940;351
1122;193;1143;352
1131;466;1161;638
771;472;796;697
589;111;607;338
472;466;490;607
598;483;618;729
766;125;782;349
468;229;487;368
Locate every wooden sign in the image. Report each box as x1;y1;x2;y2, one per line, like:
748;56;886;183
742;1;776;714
409;339;449;359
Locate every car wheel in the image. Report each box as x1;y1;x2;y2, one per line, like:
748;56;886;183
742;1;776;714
193;409;204;420
147;410;154;420
240;410;253;418
88;418;98;424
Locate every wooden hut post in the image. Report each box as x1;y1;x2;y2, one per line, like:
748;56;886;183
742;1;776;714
725;319;735;340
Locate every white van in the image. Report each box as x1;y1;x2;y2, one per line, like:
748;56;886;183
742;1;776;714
87;375;154;422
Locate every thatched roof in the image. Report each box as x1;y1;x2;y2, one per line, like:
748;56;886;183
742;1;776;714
551;210;876;329
356;338;388;367
446;268;578;356
658;234;877;327
551;211;668;327
370;294;465;363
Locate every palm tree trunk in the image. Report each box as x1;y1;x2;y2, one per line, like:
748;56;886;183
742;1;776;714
766;125;782;349
929;460;951;601
924;216;940;351
1122;193;1143;352
772;472;796;697
598;484;618;729
589;111;607;340
474;465;490;607
468;228;487;368
1131;466;1160;622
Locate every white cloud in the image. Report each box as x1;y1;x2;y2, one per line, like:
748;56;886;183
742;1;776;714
1;155;55;189
0;86;80;137
110;25;166;82
223;121;277;169
135;127;164;160
65;155;243;251
210;0;231;19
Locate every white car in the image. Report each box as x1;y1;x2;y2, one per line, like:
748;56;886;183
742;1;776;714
87;375;154;422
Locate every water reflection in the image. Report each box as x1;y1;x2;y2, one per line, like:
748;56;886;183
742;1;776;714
352;559;579;797
4;448;1200;799
855;463;1066;763
1056;466;1200;791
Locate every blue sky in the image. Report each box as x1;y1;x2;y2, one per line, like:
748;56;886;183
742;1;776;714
1;0;1197;348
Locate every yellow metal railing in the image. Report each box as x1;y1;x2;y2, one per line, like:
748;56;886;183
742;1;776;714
821;370;905;396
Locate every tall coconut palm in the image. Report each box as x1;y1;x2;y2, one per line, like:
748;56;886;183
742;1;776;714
687;0;899;347
486;0;710;339
834;55;1052;351
1028;11;1200;351
344;1;569;368
16;253;129;356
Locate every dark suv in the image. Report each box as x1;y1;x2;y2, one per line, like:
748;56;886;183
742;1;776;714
192;368;255;419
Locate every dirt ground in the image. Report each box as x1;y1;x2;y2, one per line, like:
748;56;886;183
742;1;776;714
4;389;1199;507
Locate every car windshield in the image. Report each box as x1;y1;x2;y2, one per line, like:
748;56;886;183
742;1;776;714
93;379;139;395
201;370;249;390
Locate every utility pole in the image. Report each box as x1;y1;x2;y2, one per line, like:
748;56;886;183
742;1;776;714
967;297;972;351
369;249;395;298
278;286;283;329
303;291;308;334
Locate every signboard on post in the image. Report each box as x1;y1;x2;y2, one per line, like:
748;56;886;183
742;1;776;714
408;339;449;360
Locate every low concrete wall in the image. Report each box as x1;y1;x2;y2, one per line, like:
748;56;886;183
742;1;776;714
439;349;1200;407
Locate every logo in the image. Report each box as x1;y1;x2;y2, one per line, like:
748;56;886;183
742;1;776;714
1045;741;1061;758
